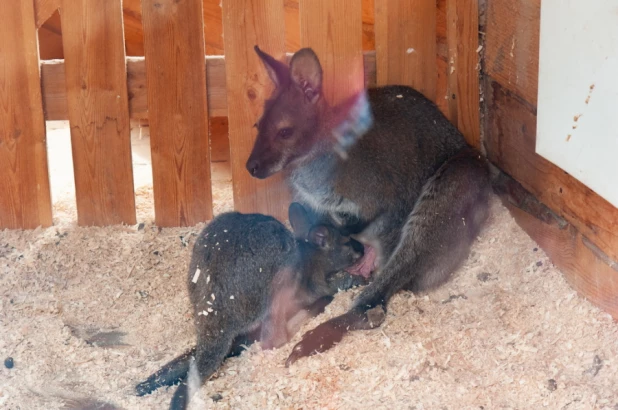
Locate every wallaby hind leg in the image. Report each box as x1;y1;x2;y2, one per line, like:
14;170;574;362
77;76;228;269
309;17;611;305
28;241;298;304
135;348;196;396
135;331;261;397
169;334;236;410
286;151;490;366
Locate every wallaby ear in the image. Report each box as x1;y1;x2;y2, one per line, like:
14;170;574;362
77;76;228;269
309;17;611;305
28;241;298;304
254;45;289;88
308;226;330;249
288;202;311;239
289;48;323;104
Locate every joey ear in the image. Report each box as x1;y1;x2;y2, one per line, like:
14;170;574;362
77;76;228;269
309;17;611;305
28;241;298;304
254;45;290;88
308;226;331;249
288;202;311;239
289;48;323;104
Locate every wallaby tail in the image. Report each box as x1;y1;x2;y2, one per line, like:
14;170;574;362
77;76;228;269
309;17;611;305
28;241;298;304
169;335;235;410
135;347;196;396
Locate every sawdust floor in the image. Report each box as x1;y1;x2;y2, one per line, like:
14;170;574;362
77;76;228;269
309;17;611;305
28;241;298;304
1;125;618;410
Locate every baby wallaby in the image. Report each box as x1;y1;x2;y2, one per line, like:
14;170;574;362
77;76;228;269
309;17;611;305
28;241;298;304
135;203;364;410
246;46;491;365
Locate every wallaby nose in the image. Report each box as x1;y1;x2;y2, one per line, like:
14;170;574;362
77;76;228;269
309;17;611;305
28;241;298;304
246;158;260;176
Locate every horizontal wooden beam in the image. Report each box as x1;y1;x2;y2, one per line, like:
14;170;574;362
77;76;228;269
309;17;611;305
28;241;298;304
40;51;377;122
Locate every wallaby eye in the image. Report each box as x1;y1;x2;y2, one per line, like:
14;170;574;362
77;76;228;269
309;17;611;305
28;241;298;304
277;127;294;139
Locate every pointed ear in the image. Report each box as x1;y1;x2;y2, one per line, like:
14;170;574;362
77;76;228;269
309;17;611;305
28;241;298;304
289;48;323;104
308;226;331;249
288;202;311;239
254;45;289;88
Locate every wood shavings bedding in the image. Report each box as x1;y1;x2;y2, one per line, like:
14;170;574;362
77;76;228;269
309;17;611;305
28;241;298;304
1;196;617;410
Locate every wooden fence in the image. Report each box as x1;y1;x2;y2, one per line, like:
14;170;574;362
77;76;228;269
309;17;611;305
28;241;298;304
0;0;479;229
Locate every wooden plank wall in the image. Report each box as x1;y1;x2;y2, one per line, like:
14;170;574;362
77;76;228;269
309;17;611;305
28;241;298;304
36;0;377;59
375;0;437;101
374;0;480;148
484;0;618;317
16;0;482;229
221;0;290;221
141;0;213;227
300;0;364;105
451;0;480;148
60;0;136;226
0;1;53;229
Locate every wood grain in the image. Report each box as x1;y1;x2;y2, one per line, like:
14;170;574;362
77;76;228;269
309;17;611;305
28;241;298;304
122;0;145;56
34;0;62;28
0;1;53;229
442;0;457;121
454;0;480;148
300;0;364;105
37;0;379;59
484;0;618;317
60;0;136;226
209;117;230;164
485;79;618;264
38;11;64;60
485;0;540;104
494;171;618;319
222;0;290;221
40;52;377;122
141;0;213;227
433;0;450;118
375;0;437;101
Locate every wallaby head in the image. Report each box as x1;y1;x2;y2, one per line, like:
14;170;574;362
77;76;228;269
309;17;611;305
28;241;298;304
247;46;373;179
288;202;363;273
246;46;331;179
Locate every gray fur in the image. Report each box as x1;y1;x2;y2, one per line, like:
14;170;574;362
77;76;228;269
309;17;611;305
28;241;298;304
248;47;490;326
136;204;363;409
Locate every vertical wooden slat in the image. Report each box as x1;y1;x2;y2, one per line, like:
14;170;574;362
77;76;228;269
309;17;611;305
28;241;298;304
299;0;364;105
222;0;290;220
445;0;459;124
141;0;213;227
0;1;53;229
454;0;480;148
60;0;136;226
435;0;451;118
375;0;437;101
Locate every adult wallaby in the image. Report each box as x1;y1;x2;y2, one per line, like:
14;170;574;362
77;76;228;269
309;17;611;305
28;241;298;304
246;46;491;366
135;203;366;410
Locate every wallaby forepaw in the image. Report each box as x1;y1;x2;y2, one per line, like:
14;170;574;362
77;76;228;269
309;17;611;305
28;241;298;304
366;305;386;329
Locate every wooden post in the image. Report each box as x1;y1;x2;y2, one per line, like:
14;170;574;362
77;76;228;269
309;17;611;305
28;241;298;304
452;0;480;148
375;0;437;101
141;0;213;227
299;0;364;105
61;0;137;226
222;0;290;221
0;1;53;229
444;0;459;123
